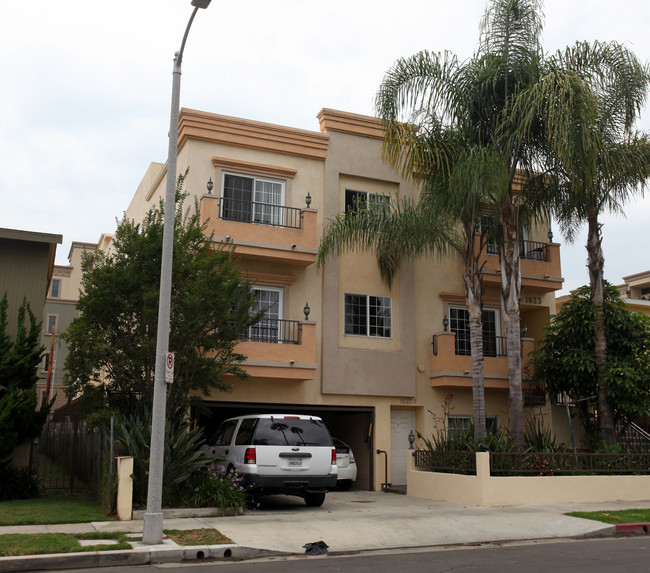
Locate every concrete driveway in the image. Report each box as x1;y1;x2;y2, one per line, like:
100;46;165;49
187;489;642;554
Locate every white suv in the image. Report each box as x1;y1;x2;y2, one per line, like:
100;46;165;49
206;414;337;507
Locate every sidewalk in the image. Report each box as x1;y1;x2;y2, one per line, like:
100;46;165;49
2;490;650;571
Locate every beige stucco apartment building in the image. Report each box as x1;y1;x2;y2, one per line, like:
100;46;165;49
118;107;566;491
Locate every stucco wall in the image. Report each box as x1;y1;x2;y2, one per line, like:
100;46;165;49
407;452;650;506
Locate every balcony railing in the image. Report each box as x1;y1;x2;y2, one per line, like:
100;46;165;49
487;240;549;261
432;334;508;358
240;318;301;344
219;197;302;229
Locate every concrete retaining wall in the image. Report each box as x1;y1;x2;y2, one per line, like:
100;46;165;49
407;451;650;506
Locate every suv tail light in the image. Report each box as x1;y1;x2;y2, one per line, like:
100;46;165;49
331;447;337;466
244;447;256;465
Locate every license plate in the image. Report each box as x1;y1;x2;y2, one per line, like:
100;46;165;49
288;458;302;467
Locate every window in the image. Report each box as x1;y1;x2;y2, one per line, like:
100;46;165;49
344;189;390;213
344;294;392;338
246;287;282;342
222;173;284;225
447;415;499;441
449;306;500;357
50;279;61;298
45;314;58;335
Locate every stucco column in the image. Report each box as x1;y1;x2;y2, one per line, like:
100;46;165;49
116;456;134;521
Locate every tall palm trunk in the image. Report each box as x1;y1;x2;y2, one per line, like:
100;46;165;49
500;203;525;450
463;257;486;442
586;211;616;445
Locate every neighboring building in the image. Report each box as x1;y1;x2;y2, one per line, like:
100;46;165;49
36;241;96;411
116;107;565;491
0;228;62;339
617;270;650;317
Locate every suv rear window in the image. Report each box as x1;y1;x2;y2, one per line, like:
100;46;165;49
251;418;332;446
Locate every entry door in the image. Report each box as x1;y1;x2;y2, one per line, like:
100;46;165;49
390;410;415;486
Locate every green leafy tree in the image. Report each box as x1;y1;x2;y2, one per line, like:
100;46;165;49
531;285;650;447
63;178;263;424
0;294;49;459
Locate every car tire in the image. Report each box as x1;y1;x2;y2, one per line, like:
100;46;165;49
337;479;352;491
304;492;326;507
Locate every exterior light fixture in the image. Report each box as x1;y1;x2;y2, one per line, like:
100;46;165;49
303;302;311;321
547;229;553;242
442;315;449;332
207;178;214;194
522;323;528;337
408;429;415;450
305;192;312;208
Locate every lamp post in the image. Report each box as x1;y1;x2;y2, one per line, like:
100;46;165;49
142;0;212;546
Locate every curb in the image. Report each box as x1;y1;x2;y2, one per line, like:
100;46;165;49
0;545;289;572
615;522;650;535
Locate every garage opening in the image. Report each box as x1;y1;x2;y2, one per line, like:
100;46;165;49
196;401;375;491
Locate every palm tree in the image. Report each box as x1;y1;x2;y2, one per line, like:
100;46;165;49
521;41;650;444
375;0;549;448
317;142;507;442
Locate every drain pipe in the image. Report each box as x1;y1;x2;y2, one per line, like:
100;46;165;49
376;449;391;490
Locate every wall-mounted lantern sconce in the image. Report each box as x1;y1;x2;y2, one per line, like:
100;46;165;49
442;315;449;332
207;178;214;194
547;229;553;243
305;192;312;208
408;429;415;450
303;302;311;321
522;323;528;337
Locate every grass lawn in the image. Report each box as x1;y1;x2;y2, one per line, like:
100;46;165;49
0;495;112;526
164;529;233;545
0;529;233;557
566;508;650;524
0;532;131;557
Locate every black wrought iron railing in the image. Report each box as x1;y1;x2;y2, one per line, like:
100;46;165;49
454;334;507;358
219;197;302;229
490;451;650;475
414;450;477;475
240;318;301;344
486;240;549;261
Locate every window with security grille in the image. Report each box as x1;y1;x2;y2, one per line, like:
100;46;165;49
344;294;392;338
222;174;284;225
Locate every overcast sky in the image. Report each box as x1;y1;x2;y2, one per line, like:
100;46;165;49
2;0;649;295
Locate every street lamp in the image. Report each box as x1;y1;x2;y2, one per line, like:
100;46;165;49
142;0;212;546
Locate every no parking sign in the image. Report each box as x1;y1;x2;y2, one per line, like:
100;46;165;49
165;352;174;384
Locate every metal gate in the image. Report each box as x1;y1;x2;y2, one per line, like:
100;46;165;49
30;420;111;494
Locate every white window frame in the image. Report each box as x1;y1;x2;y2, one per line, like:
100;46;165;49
45;314;58;335
449;305;501;357
221;172;285;226
344;293;392;338
50;278;61;298
247;286;283;342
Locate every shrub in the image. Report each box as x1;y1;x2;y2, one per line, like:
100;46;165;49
0;461;41;501
115;409;211;506
177;464;249;511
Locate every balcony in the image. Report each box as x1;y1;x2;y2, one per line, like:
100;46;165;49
429;332;535;390
233;319;316;382
480;238;562;292
199;195;317;267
